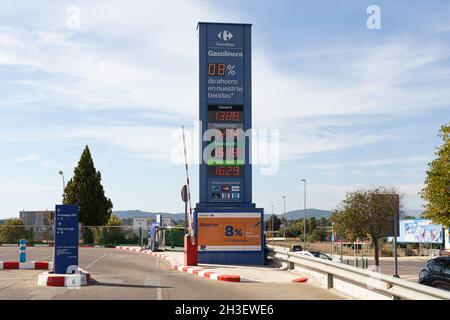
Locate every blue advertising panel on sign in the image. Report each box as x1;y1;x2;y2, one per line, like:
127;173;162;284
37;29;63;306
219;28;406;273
206;25;245;105
395;219;443;244
54;205;79;274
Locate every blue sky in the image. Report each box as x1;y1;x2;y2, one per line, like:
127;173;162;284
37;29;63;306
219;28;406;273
0;0;449;218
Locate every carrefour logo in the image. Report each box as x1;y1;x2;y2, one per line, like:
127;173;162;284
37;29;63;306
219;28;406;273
216;30;236;47
218;30;233;41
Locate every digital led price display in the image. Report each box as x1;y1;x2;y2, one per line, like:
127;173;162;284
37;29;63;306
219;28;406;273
208;166;243;177
208;63;226;76
213;111;241;122
208;105;243;123
213;147;238;158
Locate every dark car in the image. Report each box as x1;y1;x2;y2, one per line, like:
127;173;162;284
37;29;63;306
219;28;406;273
418;257;450;291
289;245;303;252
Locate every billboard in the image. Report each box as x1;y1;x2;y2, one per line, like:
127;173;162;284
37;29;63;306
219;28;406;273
133;217;148;231
396;219;443;244
197;212;262;251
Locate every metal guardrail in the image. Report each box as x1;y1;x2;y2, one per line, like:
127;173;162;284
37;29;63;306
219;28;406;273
267;246;450;300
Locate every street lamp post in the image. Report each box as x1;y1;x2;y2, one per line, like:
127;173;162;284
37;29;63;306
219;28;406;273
271;205;275;247
282;195;286;249
301;179;306;251
58;171;66;194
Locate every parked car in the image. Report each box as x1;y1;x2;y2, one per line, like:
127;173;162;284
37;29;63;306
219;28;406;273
418;257;450;291
289;245;303;252
295;250;332;260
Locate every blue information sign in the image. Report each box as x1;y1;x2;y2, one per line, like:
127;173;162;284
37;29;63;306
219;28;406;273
54;205;79;274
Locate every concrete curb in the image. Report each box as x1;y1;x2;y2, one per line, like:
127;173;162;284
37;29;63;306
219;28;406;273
115;246;258;283
0;261;52;270
37;268;91;287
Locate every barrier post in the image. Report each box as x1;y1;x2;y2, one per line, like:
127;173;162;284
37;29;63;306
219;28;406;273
184;234;198;266
19;239;26;263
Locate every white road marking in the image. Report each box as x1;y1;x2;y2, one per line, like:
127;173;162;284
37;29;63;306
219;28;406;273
157;286;162;300
36;255;53;261
146;279;162;300
84;254;109;269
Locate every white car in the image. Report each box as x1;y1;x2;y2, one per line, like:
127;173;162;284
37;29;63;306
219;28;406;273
294;250;332;260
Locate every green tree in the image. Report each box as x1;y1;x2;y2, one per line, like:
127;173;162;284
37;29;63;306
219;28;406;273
265;214;282;232
0;219;26;243
63;146;113;226
308;217;317;234
420;123;450;227
82;228;94;245
331;187;400;266
106;214;124;245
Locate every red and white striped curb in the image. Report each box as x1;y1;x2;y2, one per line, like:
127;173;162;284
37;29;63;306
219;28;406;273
0;261;52;270
115;246;143;252
115;246;257;283
37;268;91;287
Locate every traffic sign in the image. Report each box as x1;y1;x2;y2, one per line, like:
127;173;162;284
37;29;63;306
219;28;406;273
54;205;79;274
133;217;148;231
181;185;188;203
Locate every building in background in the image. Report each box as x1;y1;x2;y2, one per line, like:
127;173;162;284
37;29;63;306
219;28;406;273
19;210;53;241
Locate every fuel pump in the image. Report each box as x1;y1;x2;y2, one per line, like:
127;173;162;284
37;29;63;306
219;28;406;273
148;221;161;251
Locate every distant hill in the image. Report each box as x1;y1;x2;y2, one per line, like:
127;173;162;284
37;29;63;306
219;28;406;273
279;208;332;221
114;208;425;222
113;210;185;221
114;209;332;221
402;210;425;218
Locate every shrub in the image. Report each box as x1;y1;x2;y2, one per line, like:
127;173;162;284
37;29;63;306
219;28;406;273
0;219;26;244
380;244;393;257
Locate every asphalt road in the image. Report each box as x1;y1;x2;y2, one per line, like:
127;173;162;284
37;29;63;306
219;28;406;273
0;247;343;300
336;256;428;281
376;258;428;282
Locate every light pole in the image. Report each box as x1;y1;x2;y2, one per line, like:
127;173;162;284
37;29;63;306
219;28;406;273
301;179;306;251
58;170;66;194
270;205;275;247
282;195;286;249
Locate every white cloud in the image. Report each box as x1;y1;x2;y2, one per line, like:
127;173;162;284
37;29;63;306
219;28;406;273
0;1;448;165
280;129;388;160
0;1;445;215
360;156;430;167
11;153;39;162
0;2;449;128
308;156;431;170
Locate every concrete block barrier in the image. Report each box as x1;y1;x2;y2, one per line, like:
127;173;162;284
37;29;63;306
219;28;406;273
0;261;52;270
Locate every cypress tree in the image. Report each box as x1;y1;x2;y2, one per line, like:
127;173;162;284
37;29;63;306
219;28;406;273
63;146;113;226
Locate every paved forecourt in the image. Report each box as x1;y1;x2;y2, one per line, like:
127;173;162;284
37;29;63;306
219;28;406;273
0;247;344;300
